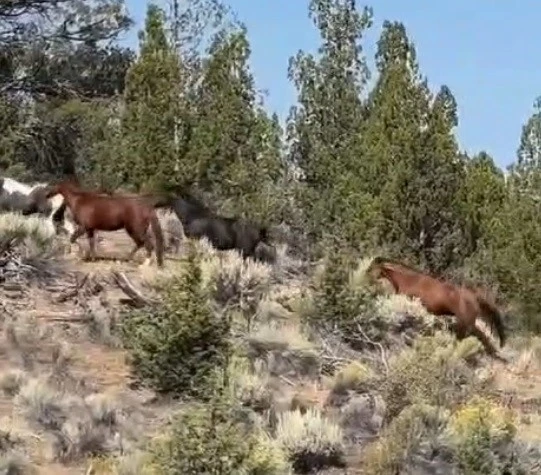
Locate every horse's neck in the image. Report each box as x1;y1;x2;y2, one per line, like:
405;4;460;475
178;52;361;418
59;190;79;208
177;199;209;219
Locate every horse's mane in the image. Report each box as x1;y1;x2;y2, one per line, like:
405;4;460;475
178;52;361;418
176;189;214;214
373;256;424;275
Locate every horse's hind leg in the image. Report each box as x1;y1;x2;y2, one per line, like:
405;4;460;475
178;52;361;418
125;228;146;265
85;229;96;261
471;325;507;362
141;231;154;267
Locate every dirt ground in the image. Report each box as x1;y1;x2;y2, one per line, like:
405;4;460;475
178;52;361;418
0;229;180;474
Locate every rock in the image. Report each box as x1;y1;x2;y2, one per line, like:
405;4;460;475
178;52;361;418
339;392;386;443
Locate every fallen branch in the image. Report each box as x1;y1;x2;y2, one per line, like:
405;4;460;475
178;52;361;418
112;271;157;307
31;311;90;323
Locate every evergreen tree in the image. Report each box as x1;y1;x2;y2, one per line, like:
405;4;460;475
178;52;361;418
459;151;506;256
471;100;541;330
186;27;285;222
510;96;541;193
287;0;375;249
362;22;466;273
117;3;184;191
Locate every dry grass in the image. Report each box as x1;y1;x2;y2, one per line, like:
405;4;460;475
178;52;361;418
0;212;56;246
0;225;540;475
275;407;345;471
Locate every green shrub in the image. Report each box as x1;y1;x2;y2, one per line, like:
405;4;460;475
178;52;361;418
382;333;482;420
447;396;520;475
149;396;290;474
121;242;232;398
308;246;377;347
362;403;449;475
275;408;345;473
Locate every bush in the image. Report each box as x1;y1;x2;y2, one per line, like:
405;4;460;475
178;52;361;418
382;333;482;420
149;396;290;474
308;248;377;347
121;242;232;398
362;403;451;475
275;408;345;473
330;360;373;394
447;396;520;475
0;212;55;251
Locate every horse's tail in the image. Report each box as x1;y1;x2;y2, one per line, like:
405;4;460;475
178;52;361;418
149;210;165;267
476;294;506;348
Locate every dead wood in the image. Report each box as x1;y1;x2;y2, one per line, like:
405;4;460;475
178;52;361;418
111;271;157;307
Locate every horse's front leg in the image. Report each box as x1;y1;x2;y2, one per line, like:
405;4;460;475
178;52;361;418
69;225;86;256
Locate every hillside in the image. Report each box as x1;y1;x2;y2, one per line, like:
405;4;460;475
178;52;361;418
0;212;539;475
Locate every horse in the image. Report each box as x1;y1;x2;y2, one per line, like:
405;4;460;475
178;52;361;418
43;179;165;267
366;256;506;358
0;176;75;234
157;189;275;263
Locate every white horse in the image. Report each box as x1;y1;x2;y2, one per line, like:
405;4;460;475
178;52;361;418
0;177;75;235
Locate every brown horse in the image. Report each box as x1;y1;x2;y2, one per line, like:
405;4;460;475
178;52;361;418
44;179;165;267
366;256;506;357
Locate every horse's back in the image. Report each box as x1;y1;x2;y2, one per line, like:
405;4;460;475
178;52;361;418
184;217;235;249
75;193;154;231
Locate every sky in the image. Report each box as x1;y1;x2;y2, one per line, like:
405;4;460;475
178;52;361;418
121;1;541;170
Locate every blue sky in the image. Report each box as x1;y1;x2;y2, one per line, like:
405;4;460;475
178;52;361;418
122;1;541;170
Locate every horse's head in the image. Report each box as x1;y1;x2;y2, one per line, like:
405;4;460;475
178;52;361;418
49;179;80;197
366;256;388;281
22;185;53;216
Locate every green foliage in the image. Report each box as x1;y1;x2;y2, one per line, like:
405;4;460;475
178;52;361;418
308;245;377;346
363;22;467;273
149;396;290;474
362;403;449;475
118;3;185;191
120;243;232;398
459;152;507;256
187;27;286;222
287;0;377;249
447;397;523;475
382;333;481;420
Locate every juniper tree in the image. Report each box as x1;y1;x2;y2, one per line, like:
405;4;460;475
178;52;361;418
118;3;184;191
186;27;285;222
287;0;375;250
362;22;467;273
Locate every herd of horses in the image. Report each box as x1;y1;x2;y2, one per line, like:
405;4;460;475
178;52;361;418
0;175;508;359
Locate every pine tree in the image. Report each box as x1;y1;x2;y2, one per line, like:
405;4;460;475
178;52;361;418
510;96;541;193
118;3;184;191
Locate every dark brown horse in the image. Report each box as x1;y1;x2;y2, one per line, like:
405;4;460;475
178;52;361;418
366;256;506;357
44;179;165;267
